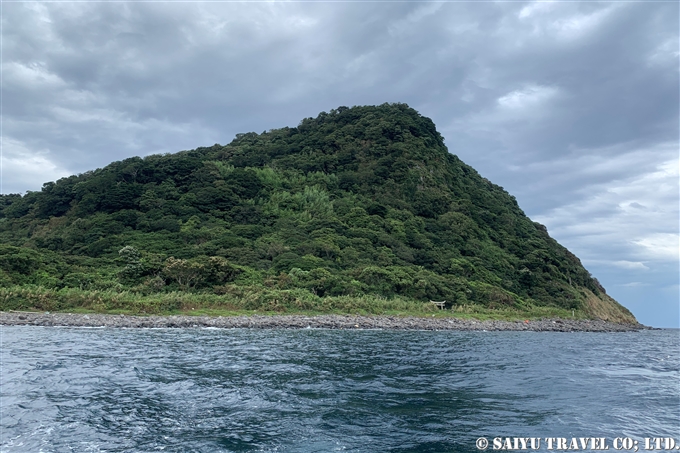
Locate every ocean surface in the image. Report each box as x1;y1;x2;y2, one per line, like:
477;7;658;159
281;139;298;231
1;327;678;453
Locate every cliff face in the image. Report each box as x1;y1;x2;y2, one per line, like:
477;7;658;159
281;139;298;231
0;103;637;322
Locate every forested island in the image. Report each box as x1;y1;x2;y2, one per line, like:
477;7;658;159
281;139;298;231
0;103;637;323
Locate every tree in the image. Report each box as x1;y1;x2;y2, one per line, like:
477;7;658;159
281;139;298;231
119;246;143;280
162;257;205;289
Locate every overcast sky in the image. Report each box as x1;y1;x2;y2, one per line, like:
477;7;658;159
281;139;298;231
2;1;678;327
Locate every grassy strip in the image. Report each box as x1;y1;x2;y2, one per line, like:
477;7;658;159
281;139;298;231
0;285;587;321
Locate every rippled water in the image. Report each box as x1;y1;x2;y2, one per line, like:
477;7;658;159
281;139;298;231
1;327;678;452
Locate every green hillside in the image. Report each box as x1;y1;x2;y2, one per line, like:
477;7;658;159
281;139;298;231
0;103;636;322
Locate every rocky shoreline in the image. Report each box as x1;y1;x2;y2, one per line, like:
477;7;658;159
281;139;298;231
0;311;650;332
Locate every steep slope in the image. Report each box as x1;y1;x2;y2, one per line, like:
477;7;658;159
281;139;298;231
0;103;636;322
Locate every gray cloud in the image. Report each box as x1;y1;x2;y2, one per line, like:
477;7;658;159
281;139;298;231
2;1;678;326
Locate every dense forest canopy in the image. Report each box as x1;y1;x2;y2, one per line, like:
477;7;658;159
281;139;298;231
0;103;635;320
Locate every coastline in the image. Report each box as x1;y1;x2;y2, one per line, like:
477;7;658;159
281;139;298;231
0;311;649;332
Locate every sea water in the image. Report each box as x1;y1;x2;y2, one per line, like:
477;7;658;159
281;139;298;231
1;327;678;452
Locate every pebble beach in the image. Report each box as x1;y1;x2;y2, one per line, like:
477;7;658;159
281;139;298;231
0;311;648;332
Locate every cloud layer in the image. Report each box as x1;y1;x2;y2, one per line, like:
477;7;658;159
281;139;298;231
2;1;678;326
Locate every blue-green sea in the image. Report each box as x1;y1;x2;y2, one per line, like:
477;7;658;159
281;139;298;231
1;327;678;452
